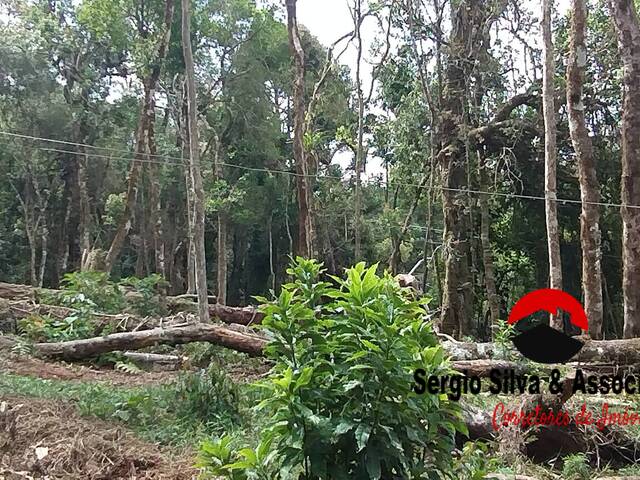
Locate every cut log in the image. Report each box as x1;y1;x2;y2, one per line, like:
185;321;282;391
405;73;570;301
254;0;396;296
442;336;640;365
2;296;262;333
33;324;268;360
451;360;524;376
122;352;187;371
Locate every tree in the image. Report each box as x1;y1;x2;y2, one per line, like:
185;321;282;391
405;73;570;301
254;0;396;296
285;0;315;258
102;0;176;274
611;0;640;338
182;0;210;323
542;0;563;330
567;0;604;338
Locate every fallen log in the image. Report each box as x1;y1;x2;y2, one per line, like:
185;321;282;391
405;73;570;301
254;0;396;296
0;297;262;334
442;336;640;365
121;352;187;370
33;324;268;360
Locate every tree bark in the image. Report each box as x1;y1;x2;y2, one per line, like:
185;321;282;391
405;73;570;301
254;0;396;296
567;0;604;339
104;0;175;274
147;119;166;281
611;0;640;339
478;154;500;330
213;137;228;305
439;1;476;337
182;0;210;323
33;324;266;360
354;0;365;262
286;0;314;258
542;0;564;330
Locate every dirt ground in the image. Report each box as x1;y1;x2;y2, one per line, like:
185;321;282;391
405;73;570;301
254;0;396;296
0;354;180;387
0;348;269;479
0;395;197;479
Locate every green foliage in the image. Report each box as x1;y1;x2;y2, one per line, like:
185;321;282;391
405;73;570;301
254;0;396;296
493;319;516;361
0;371;249;446
18;313;94;342
201;258;464;479
562;453;590;480
174;364;244;430
9;336;34;356
452;442;498;480
56;271;125;314
120;274;168;316
114;361;143;375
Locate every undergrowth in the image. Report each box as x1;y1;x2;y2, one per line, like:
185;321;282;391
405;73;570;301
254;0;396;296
0;367;251;446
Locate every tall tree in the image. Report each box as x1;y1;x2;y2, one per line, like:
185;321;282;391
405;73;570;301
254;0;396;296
182;0;210;322
611;0;640;338
353;0;365;262
567;0;604;338
438;0;478;337
103;0;176;273
542;0;563;330
285;0;314;258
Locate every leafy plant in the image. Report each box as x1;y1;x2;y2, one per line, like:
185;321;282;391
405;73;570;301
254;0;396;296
493;319;516;361
562;453;590;480
201;258;464;479
114;361;143;374
452;442;498;480
174;365;244;430
120;274;168;316
18;313;94;342
55;270;125;314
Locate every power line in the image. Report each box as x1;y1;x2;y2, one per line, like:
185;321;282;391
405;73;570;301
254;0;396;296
2;129;640;211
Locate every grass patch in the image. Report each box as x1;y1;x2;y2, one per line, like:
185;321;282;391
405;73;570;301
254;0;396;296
0;367;252;446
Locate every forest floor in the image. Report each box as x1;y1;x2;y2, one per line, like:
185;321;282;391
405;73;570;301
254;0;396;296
4;348;640;479
0;349;269;479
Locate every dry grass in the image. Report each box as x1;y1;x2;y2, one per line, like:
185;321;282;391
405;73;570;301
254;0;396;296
0;396;197;479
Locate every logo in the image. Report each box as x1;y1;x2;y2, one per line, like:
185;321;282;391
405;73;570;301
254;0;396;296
508;288;588;364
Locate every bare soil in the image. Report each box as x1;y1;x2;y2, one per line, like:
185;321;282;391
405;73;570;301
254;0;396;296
0;353;179;387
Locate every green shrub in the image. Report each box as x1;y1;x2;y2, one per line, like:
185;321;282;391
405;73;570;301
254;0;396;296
199;258;465;479
174;364;244;429
56;270;124;313
120;274;168;316
18;313;94;342
562;453;590;480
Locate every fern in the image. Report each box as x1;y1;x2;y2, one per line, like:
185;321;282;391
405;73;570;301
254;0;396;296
10;337;34;356
115;361;143;374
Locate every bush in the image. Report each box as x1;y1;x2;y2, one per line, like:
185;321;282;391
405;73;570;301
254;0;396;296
199;258;465;479
562;453;590;480
18;313;94;342
55;270;124;313
174;364;244;429
120;274;168;316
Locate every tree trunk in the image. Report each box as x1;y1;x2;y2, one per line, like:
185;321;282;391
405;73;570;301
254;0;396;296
567;0;604;339
439;1;475;337
182;0;210;323
213;137;228;305
77;149;91;269
33;324;266;360
104;0;175;274
354;0;365;262
285;0;314;259
147;119;166;281
611;0;640;339
72;115;92;270
38;224;48;288
478;154;500;330
542;0;564;330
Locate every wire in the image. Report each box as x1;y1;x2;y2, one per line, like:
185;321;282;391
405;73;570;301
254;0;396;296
2;129;640;210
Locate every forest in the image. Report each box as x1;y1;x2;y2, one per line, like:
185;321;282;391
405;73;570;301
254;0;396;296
2;0;640;478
